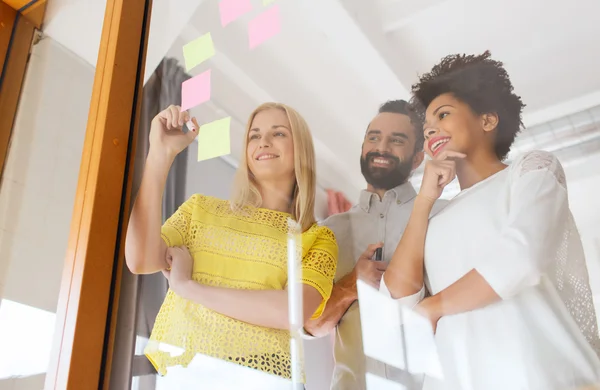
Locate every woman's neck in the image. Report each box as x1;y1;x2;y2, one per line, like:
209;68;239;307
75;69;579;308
456;151;507;191
257;180;295;214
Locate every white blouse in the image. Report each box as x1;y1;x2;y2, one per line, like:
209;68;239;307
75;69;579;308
381;150;600;390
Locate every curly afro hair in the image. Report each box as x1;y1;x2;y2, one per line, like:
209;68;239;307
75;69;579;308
409;51;525;160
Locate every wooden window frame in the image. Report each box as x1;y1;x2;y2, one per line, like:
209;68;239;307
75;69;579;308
42;0;153;389
0;2;35;184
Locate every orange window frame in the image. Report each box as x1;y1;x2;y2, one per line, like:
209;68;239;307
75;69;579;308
1;0;150;388
0;2;35;183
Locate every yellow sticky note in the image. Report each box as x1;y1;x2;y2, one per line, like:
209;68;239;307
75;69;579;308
197;117;231;162
182;32;215;72
263;0;276;5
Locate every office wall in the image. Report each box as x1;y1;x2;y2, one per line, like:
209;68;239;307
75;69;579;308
0;36;93;388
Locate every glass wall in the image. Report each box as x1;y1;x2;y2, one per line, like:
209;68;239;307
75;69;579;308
107;0;600;389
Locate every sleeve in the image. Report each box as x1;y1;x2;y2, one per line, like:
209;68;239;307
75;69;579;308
474;151;570;300
379;275;426;307
322;214;355;282
160;194;199;248
301;226;339;319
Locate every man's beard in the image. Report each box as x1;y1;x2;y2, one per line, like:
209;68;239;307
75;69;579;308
360;151;414;190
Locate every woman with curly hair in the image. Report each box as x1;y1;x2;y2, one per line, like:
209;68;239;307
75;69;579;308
382;51;600;389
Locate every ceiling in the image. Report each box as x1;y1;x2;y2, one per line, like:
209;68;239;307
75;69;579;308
41;0;600;201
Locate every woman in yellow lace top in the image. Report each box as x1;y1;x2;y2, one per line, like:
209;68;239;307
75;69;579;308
125;103;338;385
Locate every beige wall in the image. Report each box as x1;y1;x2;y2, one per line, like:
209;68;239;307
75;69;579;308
0;374;45;390
0;36;93;388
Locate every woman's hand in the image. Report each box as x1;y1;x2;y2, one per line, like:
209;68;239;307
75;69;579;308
416;296;442;333
418;150;466;202
149;105;199;161
162;245;195;297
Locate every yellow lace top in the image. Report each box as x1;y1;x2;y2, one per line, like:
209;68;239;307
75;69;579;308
144;194;338;379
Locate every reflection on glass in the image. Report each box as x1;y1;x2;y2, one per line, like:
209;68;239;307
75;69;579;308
0;300;55;380
126;101;337;389
112;1;600;390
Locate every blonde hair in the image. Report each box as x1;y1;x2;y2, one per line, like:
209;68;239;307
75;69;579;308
231;102;317;232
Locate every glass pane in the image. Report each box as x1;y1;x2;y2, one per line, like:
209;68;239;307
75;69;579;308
113;1;600;389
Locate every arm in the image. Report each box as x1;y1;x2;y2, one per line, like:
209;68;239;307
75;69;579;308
303;272;357;337
166;225;338;330
179;281;324;330
384;196;435;298
384;152;464;299
125;106;198;274
422;151;569;322
419;269;500;324
303;241;387;337
125;152;171;274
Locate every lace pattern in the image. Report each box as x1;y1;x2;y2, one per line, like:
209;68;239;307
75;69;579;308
549;213;600;356
147;195;338;378
517;151;600;356
517;150;567;189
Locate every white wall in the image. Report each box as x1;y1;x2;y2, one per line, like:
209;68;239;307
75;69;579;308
0;35;93;311
0;374;45;390
0;37;94;387
0;36;92;310
43;0;206;84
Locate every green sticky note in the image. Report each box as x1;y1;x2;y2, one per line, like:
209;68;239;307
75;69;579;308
197;117;231;162
263;0;276;5
182;32;215;72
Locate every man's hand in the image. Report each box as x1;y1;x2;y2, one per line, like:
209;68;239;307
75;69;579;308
353;243;387;289
303;243;388;338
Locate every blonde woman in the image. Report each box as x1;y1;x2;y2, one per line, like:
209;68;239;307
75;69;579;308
125;103;338;388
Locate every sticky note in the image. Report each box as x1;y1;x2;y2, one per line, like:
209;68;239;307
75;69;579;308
181;69;211;111
219;0;252;27
262;0;276;5
248;5;281;49
197;117;231;161
182;32;215;72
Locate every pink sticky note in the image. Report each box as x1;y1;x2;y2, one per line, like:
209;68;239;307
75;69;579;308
181;70;211;111
219;0;252;27
248;5;281;49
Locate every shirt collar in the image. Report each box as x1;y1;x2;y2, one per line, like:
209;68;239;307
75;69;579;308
359;182;417;212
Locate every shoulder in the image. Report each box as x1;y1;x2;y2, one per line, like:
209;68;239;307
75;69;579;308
302;224;339;261
185;193;209;204
183;193;230;212
319;208;358;240
305;223;337;245
511;150;562;172
509;150;566;187
320;206;359;229
430;198;450;217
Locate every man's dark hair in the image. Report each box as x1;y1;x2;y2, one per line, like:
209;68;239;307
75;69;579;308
409;51;525;160
377;99;425;152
